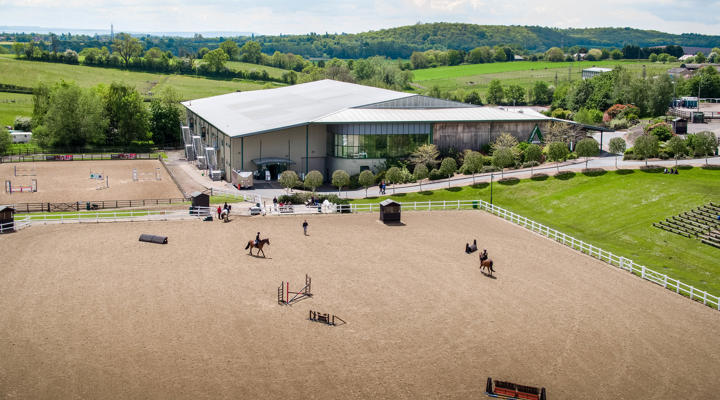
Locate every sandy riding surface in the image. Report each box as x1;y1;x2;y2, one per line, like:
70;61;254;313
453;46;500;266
0;160;183;203
1;211;719;399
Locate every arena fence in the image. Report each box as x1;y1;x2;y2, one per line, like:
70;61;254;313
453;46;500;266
1;153;159;163
347;199;720;311
0;215;31;233
11;197;190;213
24;208;212;224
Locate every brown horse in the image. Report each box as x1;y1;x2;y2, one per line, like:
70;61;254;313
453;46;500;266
480;258;495;276
245;238;270;257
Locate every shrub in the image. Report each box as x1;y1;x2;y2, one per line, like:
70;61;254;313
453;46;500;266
522;161;540;168
567;152;578;160
609;118;629;130
278;192;311;204
481;165;499;173
13;116;32;131
428;168;445;180
645;122;672;141
659;151;670;160
573;108;603;125
551;108;572;119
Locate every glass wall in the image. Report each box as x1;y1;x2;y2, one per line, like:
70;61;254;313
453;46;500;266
328;124;431;159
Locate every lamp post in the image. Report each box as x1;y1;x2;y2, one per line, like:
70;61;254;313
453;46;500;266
490;173;494;205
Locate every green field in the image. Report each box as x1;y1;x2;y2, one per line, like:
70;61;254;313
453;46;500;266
411;60;681;96
0;92;32;127
0;56;284;101
353;168;720;295
224;61;291;79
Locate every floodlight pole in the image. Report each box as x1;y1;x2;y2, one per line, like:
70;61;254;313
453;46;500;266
490;173;494;205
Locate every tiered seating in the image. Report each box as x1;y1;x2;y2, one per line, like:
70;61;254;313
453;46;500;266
654;202;720;248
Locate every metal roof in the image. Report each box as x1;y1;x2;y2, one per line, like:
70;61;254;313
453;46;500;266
181;80;413;138
313;107;552;124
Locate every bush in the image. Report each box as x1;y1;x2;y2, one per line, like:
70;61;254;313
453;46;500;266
481;165;500;173
659;151;670;160
277;192;311;204
645;122;672;141
567;152;578;160
623;147;636;160
573;108;603;125
428;168;445;180
522;161;540;168
551;108;572;119
374;169;386;184
609;118;629;130
13;116;32;131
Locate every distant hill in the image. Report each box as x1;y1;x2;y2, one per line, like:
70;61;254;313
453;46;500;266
254;23;720;58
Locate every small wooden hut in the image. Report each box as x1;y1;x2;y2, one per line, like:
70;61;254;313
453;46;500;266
379;199;401;223
0;205;16;233
190;192;210;209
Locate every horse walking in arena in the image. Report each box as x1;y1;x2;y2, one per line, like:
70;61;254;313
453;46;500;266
479;255;495;276
245;238;270;257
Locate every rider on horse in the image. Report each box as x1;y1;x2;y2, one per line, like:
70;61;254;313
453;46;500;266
255;232;260;246
480;249;488;262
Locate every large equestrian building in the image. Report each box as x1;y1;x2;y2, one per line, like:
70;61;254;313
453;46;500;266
181;79;557;181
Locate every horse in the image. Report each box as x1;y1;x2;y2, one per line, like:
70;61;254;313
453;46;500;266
245;238;270;257
220;208;229;222
479;257;495;276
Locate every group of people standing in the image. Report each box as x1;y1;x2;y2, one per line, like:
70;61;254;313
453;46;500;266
216;202;232;220
663;168;680;175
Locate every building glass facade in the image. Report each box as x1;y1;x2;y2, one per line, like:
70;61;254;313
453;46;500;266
327;123;431;159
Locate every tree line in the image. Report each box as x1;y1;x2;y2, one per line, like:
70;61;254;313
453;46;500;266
29;81;183;149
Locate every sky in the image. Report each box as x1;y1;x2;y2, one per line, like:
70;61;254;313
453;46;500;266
1;0;719;36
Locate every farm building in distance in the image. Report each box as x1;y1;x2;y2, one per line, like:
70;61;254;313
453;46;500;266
582;67;612;80
181;79;558;181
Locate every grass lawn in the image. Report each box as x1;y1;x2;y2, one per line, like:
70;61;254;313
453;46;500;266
0;92;32;126
0;56;277;100
224;61;292;79
352;168;720;295
411;60;680;96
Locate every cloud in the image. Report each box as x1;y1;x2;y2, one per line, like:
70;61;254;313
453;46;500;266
0;0;718;35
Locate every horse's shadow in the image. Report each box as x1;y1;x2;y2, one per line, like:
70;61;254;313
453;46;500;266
480;271;497;279
247;253;271;259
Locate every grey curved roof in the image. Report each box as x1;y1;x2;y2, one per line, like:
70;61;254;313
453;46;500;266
181;79;413;138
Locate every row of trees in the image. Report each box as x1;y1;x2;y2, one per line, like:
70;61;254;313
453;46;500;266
299;57;414;90
30;81;182;148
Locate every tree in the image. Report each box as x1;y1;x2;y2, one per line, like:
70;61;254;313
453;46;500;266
303;170;324;193
240;40;262;64
695;51;707;63
41;82;107;147
486;80;504;104
0;125;11;155
203;48;229;72
464;91;483;105
358;170;375;198
31;82;52;128
102;82;150;145
462;151;484;184
608;137;626;168
149;87;183;145
524;143;543;174
409;143;439;168
611;49;623;60
111;33;143;67
576;137;599;169
413;163;428;191
545;47;565;62
219;40;240;60
633;134;659;166
385;167;402;194
666;136;686;166
547;141;569;172
531;81;553;105
506;84;526;105
648;74;674;117
439;157;457;187
12;42;24;58
491;132;518;153
693;131;718;164
197;47;210;58
492;147;514;178
331;169;350;195
278;170;300;194
410;51;429;69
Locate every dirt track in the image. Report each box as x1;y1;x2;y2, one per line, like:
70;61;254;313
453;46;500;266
1;211;719;399
0;160;183;203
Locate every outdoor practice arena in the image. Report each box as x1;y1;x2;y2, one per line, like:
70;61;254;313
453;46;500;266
1;211;719;399
0;160;182;203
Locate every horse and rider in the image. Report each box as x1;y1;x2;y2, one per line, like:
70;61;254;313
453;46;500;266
245;231;270;257
479;248;495;276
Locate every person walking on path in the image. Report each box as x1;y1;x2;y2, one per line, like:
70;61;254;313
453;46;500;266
302;220;309;236
217;205;222;220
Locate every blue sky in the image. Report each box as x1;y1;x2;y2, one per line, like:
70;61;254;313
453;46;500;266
1;0;718;35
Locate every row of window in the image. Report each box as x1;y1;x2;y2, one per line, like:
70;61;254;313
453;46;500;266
329;133;430;159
